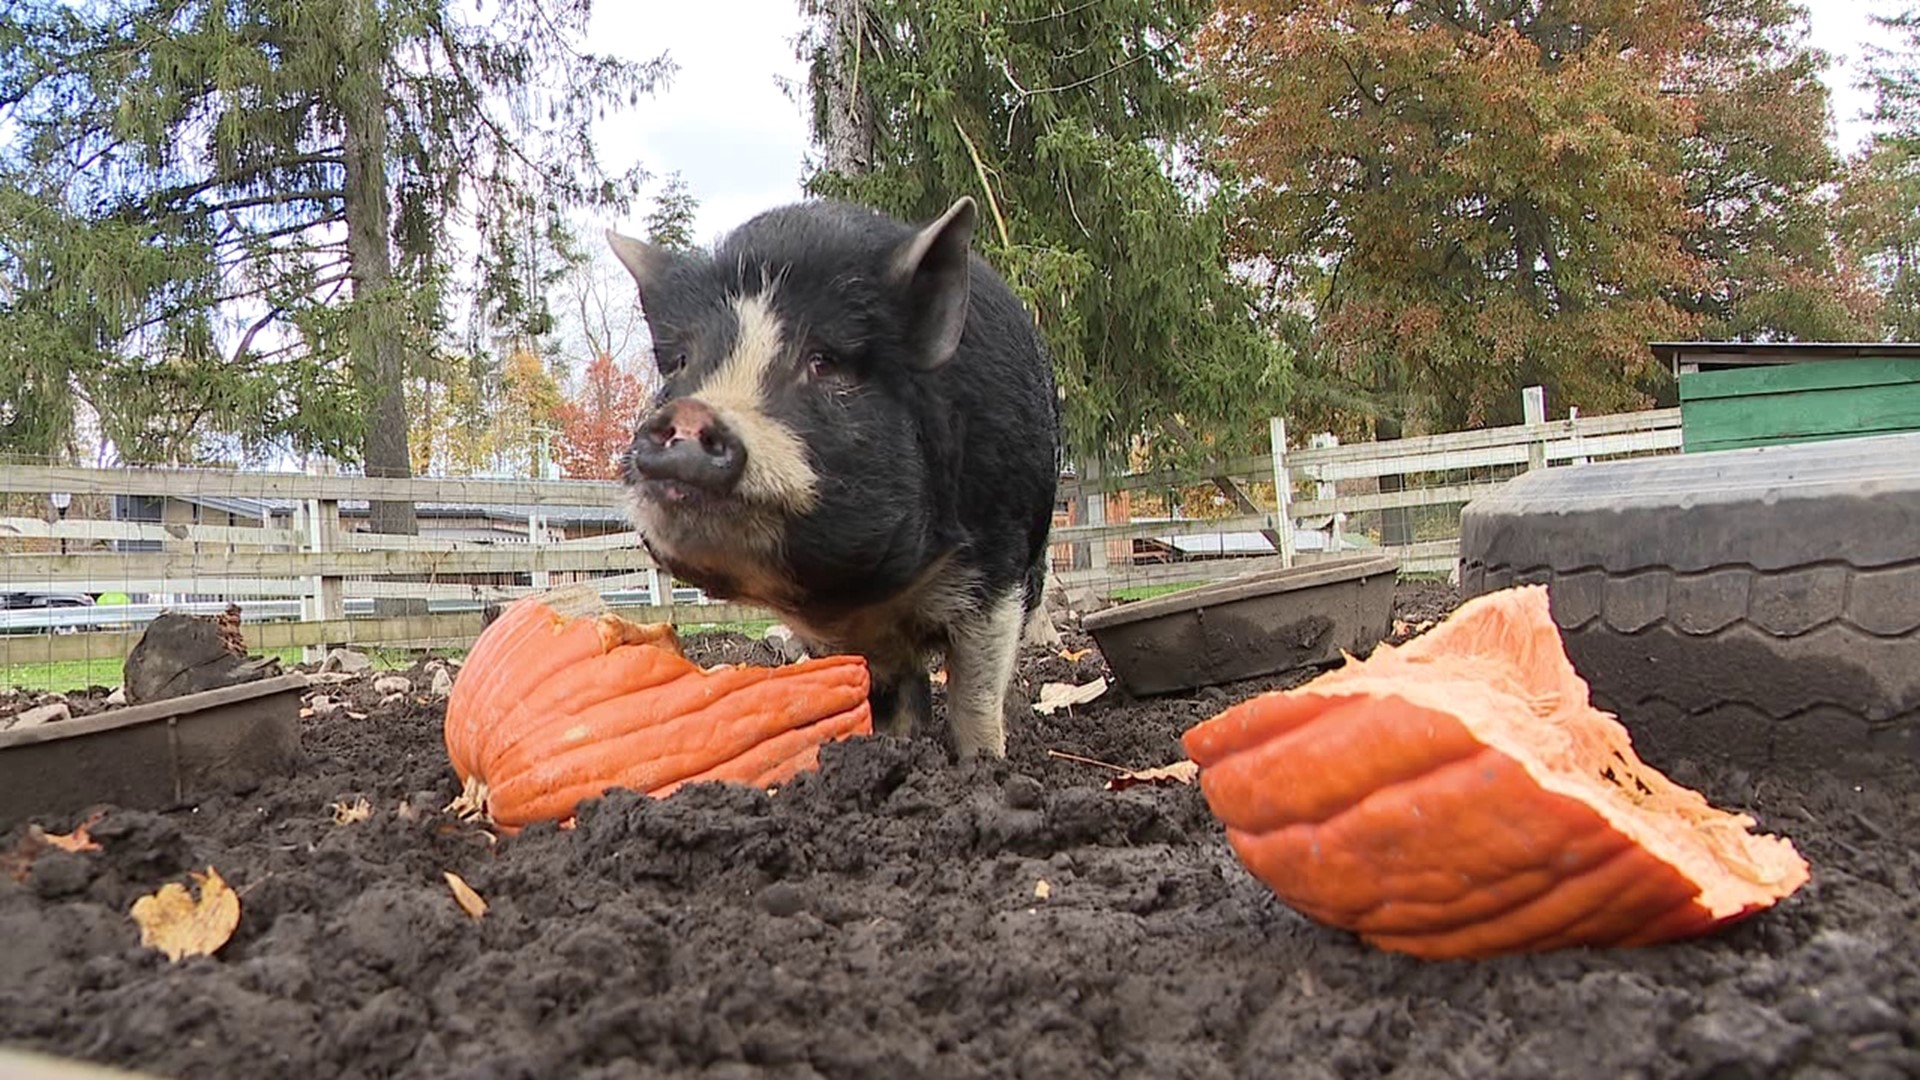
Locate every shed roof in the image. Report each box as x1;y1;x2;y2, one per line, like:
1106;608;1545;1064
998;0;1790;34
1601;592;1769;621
1649;340;1920;375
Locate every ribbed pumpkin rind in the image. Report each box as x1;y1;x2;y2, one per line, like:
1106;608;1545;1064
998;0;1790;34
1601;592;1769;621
444;592;874;828
1181;585;1809;960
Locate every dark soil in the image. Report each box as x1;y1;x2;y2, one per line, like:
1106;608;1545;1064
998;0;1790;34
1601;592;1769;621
3;583;1917;1079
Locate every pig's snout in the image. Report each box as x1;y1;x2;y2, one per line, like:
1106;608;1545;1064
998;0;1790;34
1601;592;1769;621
628;399;746;495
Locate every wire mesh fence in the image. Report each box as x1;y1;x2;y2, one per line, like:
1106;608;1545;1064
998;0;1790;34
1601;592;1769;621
2;396;1685;691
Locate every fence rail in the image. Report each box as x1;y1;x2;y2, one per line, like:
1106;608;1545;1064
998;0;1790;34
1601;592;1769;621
1;389;1684;678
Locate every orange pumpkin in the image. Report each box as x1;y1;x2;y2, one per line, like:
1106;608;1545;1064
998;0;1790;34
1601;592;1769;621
1181;585;1810;960
445;587;872;829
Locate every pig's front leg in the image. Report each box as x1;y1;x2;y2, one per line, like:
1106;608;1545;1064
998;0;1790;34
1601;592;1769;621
869;666;934;741
942;586;1027;759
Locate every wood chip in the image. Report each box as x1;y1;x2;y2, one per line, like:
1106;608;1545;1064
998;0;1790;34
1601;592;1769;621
444;871;487;921
1033;677;1108;715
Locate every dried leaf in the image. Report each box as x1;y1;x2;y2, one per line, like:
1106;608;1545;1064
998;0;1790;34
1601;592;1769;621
444;870;487;921
1033;677;1108;715
331;797;372;825
1034;879;1053;900
1105;760;1201;791
1059;647;1093;662
36;810;105;854
130;867;241;962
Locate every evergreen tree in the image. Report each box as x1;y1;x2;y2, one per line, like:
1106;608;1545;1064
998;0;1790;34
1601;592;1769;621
644;172;702;253
796;0;1289;470
0;0;668;530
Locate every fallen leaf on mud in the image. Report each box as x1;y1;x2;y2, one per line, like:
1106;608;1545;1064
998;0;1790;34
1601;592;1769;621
1032;677;1107;715
130;866;240;962
331;797;372;825
1059;648;1093;662
1104;761;1201;791
444;871;487;920
1034;879;1053;900
39;817;104;853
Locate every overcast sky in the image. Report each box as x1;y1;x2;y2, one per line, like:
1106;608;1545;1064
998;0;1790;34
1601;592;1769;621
588;2;1899;246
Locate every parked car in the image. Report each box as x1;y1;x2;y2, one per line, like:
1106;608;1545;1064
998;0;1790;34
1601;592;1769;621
0;591;98;634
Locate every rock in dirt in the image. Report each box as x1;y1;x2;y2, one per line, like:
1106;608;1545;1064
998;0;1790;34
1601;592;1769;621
105;687;127;706
763;624;809;664
320;648;373;674
2;701;71;731
122;613;281;704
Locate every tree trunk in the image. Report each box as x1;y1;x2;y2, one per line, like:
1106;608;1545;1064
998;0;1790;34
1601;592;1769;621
342;0;417;538
811;0;877;178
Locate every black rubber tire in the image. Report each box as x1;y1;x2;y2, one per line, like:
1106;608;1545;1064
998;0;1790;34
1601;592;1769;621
1457;431;1920;776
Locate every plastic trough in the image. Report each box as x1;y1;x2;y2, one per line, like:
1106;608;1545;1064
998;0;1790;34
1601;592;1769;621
0;672;307;831
1082;553;1400;696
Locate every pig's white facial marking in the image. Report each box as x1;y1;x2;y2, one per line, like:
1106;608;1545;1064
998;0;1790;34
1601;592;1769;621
691;293;820;515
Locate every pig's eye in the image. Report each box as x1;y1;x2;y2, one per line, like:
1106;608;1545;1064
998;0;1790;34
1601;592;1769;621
806;351;840;380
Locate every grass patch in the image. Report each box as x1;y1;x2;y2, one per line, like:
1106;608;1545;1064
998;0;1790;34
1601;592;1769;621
2;644;435;694
676;619;778;638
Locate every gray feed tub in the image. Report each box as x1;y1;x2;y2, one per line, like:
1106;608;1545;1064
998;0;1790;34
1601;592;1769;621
1082;553;1400;696
0;672;307;831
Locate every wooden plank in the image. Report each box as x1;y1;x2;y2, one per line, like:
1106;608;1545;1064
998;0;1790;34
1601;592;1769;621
1;544;660;582
1679;356;1920;395
1050;514;1278;544
1055;453;1275;500
1681;381;1920;452
1286;409;1680;470
2;464;628;508
0;601;776;667
1291;482;1492;519
1305;443;1531;482
0;577;310;597
0;518;305;548
550;530;645;549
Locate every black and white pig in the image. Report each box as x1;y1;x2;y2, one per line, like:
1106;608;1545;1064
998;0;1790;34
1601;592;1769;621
606;196;1061;759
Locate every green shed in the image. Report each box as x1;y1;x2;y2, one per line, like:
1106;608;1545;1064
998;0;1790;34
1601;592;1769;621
1650;341;1920;454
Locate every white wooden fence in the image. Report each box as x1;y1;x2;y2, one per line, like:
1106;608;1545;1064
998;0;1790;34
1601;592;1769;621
0;389;1682;673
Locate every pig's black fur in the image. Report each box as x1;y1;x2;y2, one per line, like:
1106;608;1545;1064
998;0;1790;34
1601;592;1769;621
618;198;1061;751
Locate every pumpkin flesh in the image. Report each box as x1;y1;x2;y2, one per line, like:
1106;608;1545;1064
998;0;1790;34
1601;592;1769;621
445;587;873;829
1182;584;1810;959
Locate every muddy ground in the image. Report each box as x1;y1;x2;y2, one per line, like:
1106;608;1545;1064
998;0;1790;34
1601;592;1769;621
2;580;1916;1079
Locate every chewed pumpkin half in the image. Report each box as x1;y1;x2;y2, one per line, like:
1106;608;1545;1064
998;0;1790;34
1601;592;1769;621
1181;585;1810;960
445;587;873;830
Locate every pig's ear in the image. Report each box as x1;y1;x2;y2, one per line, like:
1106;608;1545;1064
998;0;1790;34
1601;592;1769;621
888;197;977;372
606;229;675;297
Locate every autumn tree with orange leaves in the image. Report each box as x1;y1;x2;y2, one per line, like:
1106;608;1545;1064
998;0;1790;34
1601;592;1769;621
1199;0;1862;438
553;353;653;479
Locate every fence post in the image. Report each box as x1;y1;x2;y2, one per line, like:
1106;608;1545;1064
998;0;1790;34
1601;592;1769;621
1309;432;1343;552
1268;417;1296;569
1523;385;1548;471
302;461;345;661
1568;406;1589;465
530;427;553;592
1080;457;1109;575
